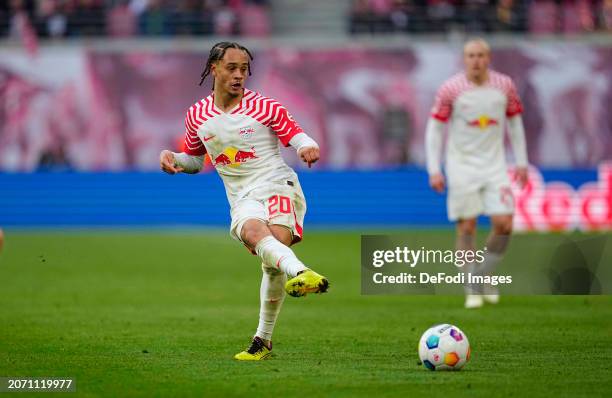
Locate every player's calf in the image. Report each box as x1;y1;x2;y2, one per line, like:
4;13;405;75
241;219;274;249
240;219;306;276
241;219;330;297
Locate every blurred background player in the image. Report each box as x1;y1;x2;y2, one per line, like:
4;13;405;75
0;228;4;253
159;42;329;360
425;38;529;309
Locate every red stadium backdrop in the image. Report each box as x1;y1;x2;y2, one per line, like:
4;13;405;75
0;43;610;172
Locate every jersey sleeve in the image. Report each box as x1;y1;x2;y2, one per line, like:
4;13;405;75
183;109;207;156
430;84;454;123
270;103;304;147
505;79;523;117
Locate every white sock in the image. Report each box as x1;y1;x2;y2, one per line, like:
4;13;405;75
464;252;504;294
254;236;308;277
463;262;482;295
479;251;503;276
255;263;287;342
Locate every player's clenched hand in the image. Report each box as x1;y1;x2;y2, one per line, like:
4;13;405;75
514;167;528;189
298;147;320;168
429;173;446;193
160;150;184;174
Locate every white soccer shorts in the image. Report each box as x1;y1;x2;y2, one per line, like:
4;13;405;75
447;179;514;222
230;179;306;246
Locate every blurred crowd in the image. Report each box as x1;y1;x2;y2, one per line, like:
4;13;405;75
0;0;271;38
2;0;611;39
350;0;612;34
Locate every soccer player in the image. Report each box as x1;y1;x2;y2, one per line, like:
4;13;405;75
425;38;528;309
159;42;329;360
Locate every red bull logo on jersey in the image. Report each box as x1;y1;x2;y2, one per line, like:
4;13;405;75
234;148;258;162
213;146;258;167
468;115;498;130
212;153;232;166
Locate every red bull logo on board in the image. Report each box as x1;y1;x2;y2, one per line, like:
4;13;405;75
512;163;612;231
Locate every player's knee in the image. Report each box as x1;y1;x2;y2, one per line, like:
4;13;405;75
493;217;513;235
494;222;513;236
269;225;293;246
457;219;477;236
240;220;269;248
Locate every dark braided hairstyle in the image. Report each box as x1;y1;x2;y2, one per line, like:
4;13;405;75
199;42;254;89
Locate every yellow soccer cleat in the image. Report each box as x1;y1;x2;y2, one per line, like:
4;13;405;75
234;337;272;361
285;270;329;298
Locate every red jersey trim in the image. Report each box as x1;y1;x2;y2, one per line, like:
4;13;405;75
430;113;450;123
506;108;523;118
431;71;524;122
237;90;304;147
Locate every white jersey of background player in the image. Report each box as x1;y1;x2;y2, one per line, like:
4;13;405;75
425;38;528;309
159;42;329;360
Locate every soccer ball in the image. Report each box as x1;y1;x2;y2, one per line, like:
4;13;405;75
418;324;470;371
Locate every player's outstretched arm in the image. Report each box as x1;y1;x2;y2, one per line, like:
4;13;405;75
507;115;528;188
290;133;320;168
425;118;446;193
159;150;204;174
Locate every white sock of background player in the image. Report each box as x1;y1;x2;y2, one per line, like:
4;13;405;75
463;250;503;294
255;263;287;346
479;233;510;276
478;251;504;277
473;234;509;296
457;232;481;294
255;236;308;277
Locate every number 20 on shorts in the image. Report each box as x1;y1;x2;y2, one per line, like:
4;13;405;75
268;195;292;216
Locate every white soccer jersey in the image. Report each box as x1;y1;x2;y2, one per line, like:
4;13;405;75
183;88;304;205
431;70;523;189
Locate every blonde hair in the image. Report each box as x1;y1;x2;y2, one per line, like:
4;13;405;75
463;38;491;55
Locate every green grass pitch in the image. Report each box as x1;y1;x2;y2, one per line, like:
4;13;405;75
0;230;610;397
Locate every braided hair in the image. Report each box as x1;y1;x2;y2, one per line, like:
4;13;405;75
199;42;254;89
